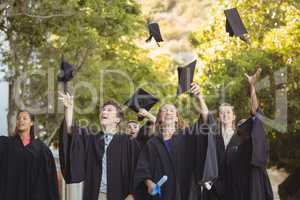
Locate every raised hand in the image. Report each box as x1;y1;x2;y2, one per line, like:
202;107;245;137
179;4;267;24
190;82;209;123
245;68;262;86
58;92;74;132
190;82;201;97
138;108;149;118
58;92;74;108
245;69;261;114
138;108;156;123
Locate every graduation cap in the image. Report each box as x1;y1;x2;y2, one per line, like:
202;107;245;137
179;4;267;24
58;59;75;92
176;60;197;96
224;8;249;42
124;88;159;121
146;22;163;47
237;117;253;137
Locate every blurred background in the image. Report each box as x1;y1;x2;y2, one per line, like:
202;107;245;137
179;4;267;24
0;0;299;199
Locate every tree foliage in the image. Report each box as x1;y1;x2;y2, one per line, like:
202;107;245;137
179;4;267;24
0;0;173;146
190;0;300;171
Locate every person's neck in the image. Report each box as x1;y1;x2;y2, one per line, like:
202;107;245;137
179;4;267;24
132;133;138;138
19;131;31;145
221;123;234;134
161;123;176;140
102;124;118;135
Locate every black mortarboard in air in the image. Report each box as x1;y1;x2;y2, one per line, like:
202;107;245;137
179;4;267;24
146;22;163;46
176;60;197;96
58;59;75;83
58;59;75;93
124;88;159;121
237;117;253;137
224;8;248;42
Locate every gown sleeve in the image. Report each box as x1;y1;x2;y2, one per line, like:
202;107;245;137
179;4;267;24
133;142;154;198
129;121;155;196
251;108;269;168
188;113;219;181
121;136;140;196
58;119;90;183
188;116;204;176
196;113;224;199
210;134;226;199
249;109;274;200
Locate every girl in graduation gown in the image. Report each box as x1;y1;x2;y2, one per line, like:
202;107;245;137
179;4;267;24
0;110;59;200
134;83;210;200
58;93;136;200
211;68;273;200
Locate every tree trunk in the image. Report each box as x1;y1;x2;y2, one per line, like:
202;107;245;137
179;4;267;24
7;80;17;135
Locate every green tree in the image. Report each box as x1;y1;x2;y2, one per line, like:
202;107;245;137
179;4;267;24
190;0;300;171
0;0;173;145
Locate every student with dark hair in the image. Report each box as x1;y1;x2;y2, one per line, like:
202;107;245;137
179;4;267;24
0;110;59;200
206;69;273;200
128;108;156;146
127;120;141;138
58;92;136;200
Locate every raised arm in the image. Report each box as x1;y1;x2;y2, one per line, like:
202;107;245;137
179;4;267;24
245;68;261;115
58;92;74;133
58;92;88;184
245;68;271;168
190;82;209;124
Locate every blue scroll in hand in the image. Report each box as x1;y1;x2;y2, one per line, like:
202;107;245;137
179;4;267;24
150;175;168;196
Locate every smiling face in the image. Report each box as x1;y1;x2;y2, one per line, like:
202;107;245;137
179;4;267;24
16;112;33;133
99;104;121;127
219;104;236;127
158;104;178;127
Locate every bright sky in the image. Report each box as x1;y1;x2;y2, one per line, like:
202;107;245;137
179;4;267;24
0;71;8;136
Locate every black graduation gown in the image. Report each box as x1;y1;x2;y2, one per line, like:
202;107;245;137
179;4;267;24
131;121;154;174
134;119;208;200
198;136;224;200
213;109;273;200
133;121;155;152
194;114;221;200
0;135;59;200
59;120;137;200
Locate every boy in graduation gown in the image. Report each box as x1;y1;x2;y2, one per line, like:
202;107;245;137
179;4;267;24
0;110;59;200
208;68;273;200
58;92;136;200
133;82;210;200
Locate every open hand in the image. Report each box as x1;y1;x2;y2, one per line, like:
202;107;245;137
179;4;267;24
58;92;74;108
245;68;262;86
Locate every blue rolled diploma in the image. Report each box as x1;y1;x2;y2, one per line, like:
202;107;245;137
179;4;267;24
150;175;168;196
